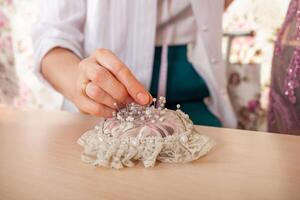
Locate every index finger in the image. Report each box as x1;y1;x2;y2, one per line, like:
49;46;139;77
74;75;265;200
92;49;151;105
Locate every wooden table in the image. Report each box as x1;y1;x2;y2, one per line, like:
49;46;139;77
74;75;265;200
0;107;300;200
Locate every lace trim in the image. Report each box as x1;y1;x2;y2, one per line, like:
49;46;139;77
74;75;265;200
78;127;215;169
77;101;215;169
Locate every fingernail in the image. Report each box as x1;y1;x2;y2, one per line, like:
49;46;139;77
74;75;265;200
125;97;134;104
136;92;149;105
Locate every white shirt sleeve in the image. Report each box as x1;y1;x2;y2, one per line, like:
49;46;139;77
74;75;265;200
31;0;86;89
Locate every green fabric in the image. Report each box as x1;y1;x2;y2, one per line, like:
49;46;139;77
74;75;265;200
150;45;221;127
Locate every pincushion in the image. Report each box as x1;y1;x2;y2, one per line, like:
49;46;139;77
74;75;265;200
78;97;215;169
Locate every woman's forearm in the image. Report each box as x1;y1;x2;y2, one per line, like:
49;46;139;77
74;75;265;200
41;48;81;101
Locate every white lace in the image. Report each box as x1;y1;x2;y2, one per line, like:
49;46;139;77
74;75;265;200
78;104;215;169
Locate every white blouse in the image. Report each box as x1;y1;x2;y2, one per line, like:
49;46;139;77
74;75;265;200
156;0;196;45
32;0;237;128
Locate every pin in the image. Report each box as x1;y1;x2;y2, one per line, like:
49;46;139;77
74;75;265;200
126;103;129;113
113;102;120;111
153;98;157;108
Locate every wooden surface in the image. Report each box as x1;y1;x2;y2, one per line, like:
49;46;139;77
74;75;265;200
0;107;300;200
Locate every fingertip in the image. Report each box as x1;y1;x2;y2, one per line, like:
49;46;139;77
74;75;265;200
136;92;151;105
148;94;153;105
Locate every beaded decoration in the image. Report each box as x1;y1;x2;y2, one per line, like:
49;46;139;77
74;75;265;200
77;97;215;169
275;0;300;104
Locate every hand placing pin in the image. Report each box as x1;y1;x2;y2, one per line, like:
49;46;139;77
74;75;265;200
74;49;152;117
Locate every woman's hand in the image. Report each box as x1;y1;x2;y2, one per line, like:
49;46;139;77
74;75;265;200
74;49;151;117
41;48;151;118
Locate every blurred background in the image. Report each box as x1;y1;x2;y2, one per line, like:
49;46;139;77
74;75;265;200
0;0;290;131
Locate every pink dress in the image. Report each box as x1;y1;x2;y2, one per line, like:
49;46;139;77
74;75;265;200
268;0;300;134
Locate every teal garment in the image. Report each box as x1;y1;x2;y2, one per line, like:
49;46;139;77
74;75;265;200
150;45;221;127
